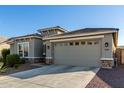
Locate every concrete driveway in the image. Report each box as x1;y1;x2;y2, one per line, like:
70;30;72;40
0;65;99;88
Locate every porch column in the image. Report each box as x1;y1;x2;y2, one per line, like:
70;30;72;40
45;41;53;64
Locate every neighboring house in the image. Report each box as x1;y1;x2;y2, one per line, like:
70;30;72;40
0;36;10;57
6;26;119;68
116;46;124;65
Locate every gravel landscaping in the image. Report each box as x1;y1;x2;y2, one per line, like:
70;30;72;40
86;66;124;88
0;62;43;76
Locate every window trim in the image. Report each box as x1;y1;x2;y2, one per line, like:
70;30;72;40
64;42;68;46
94;41;99;45
75;42;79;46
69;42;73;46
87;41;92;45
59;43;63;46
17;42;29;58
47;46;50;49
18;43;23;57
81;41;86;45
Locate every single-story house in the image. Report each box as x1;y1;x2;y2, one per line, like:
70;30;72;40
116;46;124;65
6;26;119;68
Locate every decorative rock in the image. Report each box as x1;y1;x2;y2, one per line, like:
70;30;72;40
101;60;112;69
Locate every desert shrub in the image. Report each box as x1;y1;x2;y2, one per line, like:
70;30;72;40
0;57;3;62
6;54;20;67
0;62;4;69
0;49;10;68
20;58;25;64
14;64;20;69
1;49;10;60
0;66;7;73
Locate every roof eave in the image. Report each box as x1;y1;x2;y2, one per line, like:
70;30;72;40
37;27;66;33
43;30;118;40
6;36;42;44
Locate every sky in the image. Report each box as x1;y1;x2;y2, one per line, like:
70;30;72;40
0;5;124;45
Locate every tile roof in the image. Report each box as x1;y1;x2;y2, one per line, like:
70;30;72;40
118;46;124;49
0;36;8;43
4;27;119;43
37;26;67;32
6;33;42;41
51;28;119;37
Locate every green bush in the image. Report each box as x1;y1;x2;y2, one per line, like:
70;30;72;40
20;58;25;64
6;54;20;67
0;62;4;69
14;64;20;69
1;49;10;60
0;57;3;62
0;66;7;73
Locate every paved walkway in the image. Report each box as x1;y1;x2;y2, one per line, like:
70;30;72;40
0;65;99;88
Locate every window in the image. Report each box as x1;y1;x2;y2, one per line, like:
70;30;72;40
94;41;99;45
18;44;23;57
18;42;29;57
75;42;79;46
81;41;85;45
23;43;29;57
47;46;50;49
54;43;57;46
69;42;73;46
64;43;68;46
60;43;63;46
87;41;92;45
42;44;46;56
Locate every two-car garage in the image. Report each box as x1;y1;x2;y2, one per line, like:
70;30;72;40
44;28;118;68
53;39;101;67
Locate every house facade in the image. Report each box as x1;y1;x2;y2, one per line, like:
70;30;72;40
116;46;124;65
6;26;119;68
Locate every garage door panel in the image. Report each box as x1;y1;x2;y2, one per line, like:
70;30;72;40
54;40;101;67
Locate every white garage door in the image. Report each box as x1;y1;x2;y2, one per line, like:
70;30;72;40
54;40;101;67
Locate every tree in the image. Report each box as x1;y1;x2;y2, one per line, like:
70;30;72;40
1;49;10;67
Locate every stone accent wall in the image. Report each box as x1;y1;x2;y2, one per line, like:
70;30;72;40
45;58;53;65
22;58;44;63
101;60;113;69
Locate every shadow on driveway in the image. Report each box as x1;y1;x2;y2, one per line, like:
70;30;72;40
9;65;98;79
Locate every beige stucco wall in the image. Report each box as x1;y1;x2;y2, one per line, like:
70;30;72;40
10;43;17;54
46;33;114;59
101;34;113;58
45;33;115;67
102;34;116;66
101;34;115;66
33;38;43;57
45;41;52;58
